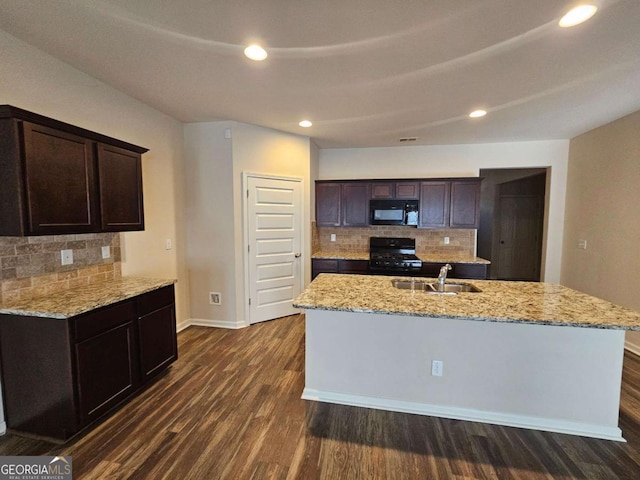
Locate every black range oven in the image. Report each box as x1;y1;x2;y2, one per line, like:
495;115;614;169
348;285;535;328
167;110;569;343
369;237;422;275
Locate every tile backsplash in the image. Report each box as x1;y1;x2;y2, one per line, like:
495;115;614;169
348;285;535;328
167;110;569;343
315;225;475;256
0;233;121;304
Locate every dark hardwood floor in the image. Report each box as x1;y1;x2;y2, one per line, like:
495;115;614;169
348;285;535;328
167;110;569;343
2;315;640;479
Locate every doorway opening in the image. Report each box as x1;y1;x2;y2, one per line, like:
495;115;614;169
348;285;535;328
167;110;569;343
478;168;547;281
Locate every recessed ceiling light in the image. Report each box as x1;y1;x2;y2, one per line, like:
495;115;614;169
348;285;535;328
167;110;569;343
244;44;268;61
559;4;598;28
469;109;487;118
299;120;313;128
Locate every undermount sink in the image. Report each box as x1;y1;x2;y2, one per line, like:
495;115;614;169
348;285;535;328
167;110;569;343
391;279;481;294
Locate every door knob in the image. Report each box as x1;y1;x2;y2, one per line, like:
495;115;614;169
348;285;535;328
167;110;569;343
294;253;301;258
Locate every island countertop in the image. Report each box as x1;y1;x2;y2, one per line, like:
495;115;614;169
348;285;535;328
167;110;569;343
293;274;640;330
0;277;176;319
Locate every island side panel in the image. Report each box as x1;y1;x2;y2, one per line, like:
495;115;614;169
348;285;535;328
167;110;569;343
303;310;626;441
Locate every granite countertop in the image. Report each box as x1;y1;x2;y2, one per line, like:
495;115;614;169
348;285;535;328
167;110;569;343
0;277;176;319
293;274;640;330
312;251;490;264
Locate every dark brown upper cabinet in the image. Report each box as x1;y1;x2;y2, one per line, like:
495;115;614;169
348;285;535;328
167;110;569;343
419;181;451;228
0;105;148;236
97;144;144;231
315;182;342;226
341;182;370;226
316;181;369;227
22;122;99;234
419;178;481;229
450;179;481;228
370;181;419;200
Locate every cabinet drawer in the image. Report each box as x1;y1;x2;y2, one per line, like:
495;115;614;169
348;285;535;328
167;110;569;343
312;259;339;272
312;259;339;280
138;285;175;316
338;259;369;273
74;300;136;343
453;264;487;279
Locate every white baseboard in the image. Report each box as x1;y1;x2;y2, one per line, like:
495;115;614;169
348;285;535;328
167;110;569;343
181;318;248;330
0;421;6;436
624;341;640;357
301;388;625;442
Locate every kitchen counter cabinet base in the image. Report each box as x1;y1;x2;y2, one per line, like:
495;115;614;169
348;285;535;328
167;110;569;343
0;285;177;442
304;309;625;441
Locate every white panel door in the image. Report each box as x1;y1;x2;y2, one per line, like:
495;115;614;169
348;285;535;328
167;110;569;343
247;176;303;324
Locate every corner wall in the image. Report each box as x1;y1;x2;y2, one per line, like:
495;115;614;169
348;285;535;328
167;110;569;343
562;110;640;352
183;121;311;328
319;141;569;282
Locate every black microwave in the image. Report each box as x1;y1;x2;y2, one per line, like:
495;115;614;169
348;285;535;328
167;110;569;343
370;199;419;226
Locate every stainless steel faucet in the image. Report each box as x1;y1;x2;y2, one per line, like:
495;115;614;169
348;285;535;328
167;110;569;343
437;264;452;291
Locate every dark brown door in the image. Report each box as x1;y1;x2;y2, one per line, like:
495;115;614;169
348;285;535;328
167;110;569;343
395;182;420;199
496;195;543;281
97;144;144;231
419;181;450;228
316;182;341;226
75;322;136;423
450;180;480;228
138;304;178;381
371;182;394;198
342;182;370;226
22;122;97;234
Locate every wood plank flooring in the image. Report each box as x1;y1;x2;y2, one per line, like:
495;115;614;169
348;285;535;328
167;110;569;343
2;314;640;479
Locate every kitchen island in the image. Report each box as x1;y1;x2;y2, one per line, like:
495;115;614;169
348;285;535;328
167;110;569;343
293;274;640;441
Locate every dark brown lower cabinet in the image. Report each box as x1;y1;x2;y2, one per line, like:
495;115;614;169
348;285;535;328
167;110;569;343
312;258;487;280
0;285;177;442
312;259;369;280
137;286;178;381
421;262;487;279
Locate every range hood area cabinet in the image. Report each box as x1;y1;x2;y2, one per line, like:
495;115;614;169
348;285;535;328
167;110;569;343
0;105;147;236
315;178;481;229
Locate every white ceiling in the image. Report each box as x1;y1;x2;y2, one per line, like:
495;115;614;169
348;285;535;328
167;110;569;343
1;0;640;148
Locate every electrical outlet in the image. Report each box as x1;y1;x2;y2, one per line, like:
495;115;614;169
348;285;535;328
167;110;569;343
101;246;111;259
209;292;222;305
60;249;73;266
444;236;450;245
431;360;444;377
166;239;173;250
330;234;336;242
578;239;587;250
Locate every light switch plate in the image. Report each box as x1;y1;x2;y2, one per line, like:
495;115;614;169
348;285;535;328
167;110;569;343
101;246;111;259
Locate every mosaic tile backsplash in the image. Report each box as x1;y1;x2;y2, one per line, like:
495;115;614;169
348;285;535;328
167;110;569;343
0;233;121;304
314;225;475;256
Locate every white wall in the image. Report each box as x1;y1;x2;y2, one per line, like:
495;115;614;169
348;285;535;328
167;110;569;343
0;29;189;322
183;122;235;328
562;111;640;353
184;121;311;328
319;141;570;282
